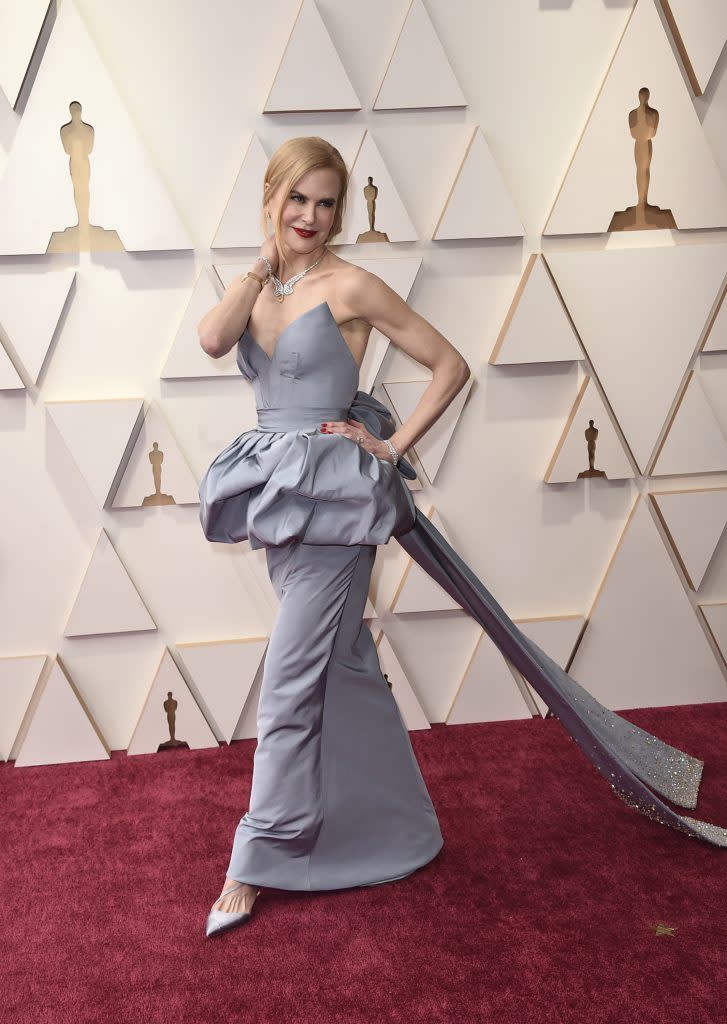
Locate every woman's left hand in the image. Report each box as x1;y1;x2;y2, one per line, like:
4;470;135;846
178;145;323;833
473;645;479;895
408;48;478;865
320;417;396;465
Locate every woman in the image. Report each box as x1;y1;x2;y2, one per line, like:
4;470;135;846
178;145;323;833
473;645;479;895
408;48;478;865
198;137;727;938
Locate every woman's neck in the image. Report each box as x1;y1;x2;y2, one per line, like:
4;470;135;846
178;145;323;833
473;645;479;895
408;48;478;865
278;244;328;282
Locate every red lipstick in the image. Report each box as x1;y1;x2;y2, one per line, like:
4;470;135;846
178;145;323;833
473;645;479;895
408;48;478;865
293;227;316;237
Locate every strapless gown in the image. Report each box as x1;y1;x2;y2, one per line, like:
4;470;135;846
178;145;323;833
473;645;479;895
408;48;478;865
199;300;727;886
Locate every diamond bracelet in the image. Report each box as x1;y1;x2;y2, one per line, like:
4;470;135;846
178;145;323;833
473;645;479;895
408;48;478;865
382;438;399;466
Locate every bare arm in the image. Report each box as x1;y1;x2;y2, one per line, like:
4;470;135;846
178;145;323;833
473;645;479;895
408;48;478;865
344;269;470;459
198;259;269;357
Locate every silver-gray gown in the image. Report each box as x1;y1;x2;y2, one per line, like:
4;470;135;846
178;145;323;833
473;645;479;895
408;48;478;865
198;301;727;889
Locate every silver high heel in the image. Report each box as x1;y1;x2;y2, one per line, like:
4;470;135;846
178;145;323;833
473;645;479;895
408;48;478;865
205;882;262;938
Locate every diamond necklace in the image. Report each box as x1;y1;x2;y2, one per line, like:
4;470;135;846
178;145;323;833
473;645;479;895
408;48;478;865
260;249;327;303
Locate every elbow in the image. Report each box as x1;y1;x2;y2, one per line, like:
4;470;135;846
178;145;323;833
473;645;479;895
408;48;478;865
198;331;220;358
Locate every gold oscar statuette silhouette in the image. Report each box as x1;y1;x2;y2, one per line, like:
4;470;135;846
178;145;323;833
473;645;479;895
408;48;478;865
608;87;677;232
157;690;190;751
142;441;176;506
47;100;124;253
577;419;607;479
383;671;393;692
356;176;390;242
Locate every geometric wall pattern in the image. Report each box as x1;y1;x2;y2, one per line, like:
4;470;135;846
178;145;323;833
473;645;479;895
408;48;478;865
0;0;51;107
433;126;523;240
0;0;191;253
547;243;727;473
4;0;727;767
659;0;727;96
373;0;467;111
546;0;727;234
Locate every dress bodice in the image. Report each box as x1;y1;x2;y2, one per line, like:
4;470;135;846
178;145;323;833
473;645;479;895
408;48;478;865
236;300;360;413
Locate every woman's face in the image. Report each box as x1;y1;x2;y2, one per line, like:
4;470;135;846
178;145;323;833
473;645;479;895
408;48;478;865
266;166;341;254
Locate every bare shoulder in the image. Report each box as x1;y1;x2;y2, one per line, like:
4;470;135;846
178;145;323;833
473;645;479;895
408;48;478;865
327;253;469;376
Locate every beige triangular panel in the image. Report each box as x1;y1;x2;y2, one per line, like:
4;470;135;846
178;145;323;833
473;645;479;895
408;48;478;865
700;602;727;665
127;648;218;755
364;595;376;619
373;628;430;731
14;656;109;767
0;269;75;382
512;616;586;718
373;0;466;111
434;127;522;240
447;629;533;725
391;507;459;613
176;637;268;743
547;244;727;473
660;0;727;96
160;268;241;380
263;0;360;113
0;0;50;106
545;0;727;234
544;375;635;482
382;376;472;483
46;398;144;507
652;370;727;476
0;343;24;390
0;0;192;254
491;255;582;365
211;134;269;248
650;488;727;590
112;401;199;508
338;131;417;244
568;497;726;709
702;285;727;354
0;654;46;761
64;529;156;638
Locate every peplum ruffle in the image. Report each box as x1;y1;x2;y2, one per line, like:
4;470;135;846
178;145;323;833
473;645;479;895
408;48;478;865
198;391;417;549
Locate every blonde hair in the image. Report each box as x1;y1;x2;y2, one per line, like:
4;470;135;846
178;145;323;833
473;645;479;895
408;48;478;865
261;136;349;269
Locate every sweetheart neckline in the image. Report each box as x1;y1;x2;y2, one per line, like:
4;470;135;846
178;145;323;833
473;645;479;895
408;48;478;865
243;300;361;373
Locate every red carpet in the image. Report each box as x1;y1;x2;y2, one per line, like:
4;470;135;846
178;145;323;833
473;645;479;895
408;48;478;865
2;702;726;1024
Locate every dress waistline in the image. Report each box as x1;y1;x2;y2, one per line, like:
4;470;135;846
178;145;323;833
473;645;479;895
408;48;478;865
256;405;351;432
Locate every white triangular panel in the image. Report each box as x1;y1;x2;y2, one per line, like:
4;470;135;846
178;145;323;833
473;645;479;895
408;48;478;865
127;648;218;755
0;344;24;390
651;488;727;590
660;0;727;95
160;268;241;380
263;0;360;113
0;0;49;106
214;255;423;394
0;0;191;253
14;657;110;767
568;498;727;709
176;637;268;743
545;0;727;234
373;629;430;731
374;0;466;111
211;134;270;249
547;244;727;472
544;376;634;482
447;629;533;725
0;654;46;761
491;255;582;365
700;602;727;664
364;596;376;619
338;131;417;244
112;402;199;508
702;287;727;353
434;127;522;240
383;376;472;483
0;270;75;382
391;507;459;613
513;616;586;718
64;529;156;638
652;371;727;476
46;398;144;507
